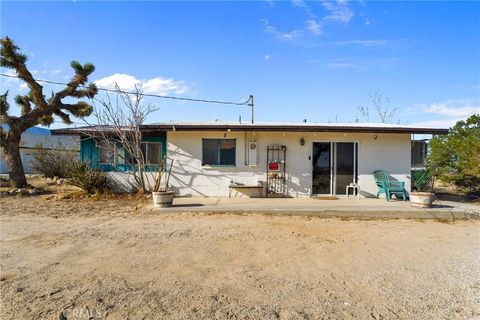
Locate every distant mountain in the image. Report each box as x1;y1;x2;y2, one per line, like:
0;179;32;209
24;127;51;136
0;125;51;136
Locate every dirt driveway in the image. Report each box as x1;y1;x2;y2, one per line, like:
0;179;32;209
0;196;479;319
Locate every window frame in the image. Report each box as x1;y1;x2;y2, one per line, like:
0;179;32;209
97;140;164;167
141;141;163;166
98;140;117;165
411;140;428;168
201;138;236;167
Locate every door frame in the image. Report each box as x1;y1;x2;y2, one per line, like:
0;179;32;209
311;141;333;195
311;140;359;196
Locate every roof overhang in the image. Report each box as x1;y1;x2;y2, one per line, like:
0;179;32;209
52;123;449;135
141;123;449;135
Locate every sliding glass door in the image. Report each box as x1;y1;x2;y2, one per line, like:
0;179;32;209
312;142;331;194
334;142;356;195
312;142;358;195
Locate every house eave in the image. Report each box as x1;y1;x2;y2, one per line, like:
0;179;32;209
52;124;449;135
140;124;449;135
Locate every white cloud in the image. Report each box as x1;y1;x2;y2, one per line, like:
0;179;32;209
1;69;28;91
321;0;354;23
1;68;64;92
320;57;398;70
323;58;358;69
423;101;479;118
2;69;19;85
292;0;306;7
263;19;303;41
324;61;358;69
94;73;189;95
31;69;63;77
333;39;389;47
264;54;272;60
410;119;462;128
411;100;480;128
305;19;322;35
263;0;356;43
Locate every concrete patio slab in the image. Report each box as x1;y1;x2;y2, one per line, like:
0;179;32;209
151;197;480;220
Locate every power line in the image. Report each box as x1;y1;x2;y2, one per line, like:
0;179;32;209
0;72;251;106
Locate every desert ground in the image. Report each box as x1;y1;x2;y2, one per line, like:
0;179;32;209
0;183;479;319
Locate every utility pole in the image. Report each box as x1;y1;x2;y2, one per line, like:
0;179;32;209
249;95;254;124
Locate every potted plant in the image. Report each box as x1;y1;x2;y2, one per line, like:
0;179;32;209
151;157;175;208
410;169;435;208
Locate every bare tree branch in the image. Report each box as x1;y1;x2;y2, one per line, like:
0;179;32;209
81;84;164;193
356;92;398;124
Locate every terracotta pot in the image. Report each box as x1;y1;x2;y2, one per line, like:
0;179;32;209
410;192;434;208
152;191;175;208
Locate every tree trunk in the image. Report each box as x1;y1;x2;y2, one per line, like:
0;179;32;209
2;137;27;188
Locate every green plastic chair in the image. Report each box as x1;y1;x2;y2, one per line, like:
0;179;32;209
373;170;407;201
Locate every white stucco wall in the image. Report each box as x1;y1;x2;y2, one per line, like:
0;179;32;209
167;131;411;198
105;172;168;193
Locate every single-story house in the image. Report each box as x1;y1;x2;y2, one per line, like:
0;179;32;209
52;121;447;198
1;126;79;174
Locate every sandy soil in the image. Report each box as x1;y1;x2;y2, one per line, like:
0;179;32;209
0;195;479;320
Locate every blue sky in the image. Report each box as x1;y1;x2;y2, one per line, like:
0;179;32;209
1;0;479;129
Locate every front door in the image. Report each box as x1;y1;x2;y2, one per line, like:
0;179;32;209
312;142;331;194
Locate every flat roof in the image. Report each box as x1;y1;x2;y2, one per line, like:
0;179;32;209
52;121;449;135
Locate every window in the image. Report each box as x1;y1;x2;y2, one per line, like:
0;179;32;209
114;144;133;165
98;140;132;165
98;140;116;164
141;142;163;165
202;139;236;166
411;140;427;168
98;140;162;166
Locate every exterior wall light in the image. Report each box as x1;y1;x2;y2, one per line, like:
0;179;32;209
300;137;305;146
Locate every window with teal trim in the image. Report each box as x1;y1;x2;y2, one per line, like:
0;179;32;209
115;144;133;165
98;140;116;164
141;142;163;165
96;139;163;172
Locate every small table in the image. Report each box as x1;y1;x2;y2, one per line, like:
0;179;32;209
346;184;360;199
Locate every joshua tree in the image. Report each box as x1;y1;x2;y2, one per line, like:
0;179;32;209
0;37;98;187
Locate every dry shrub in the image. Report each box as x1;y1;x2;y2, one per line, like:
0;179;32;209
65;161;109;194
30;143;78;178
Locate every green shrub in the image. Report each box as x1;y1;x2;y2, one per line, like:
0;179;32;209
66;161;109;194
427;114;480;193
30;143;78;178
